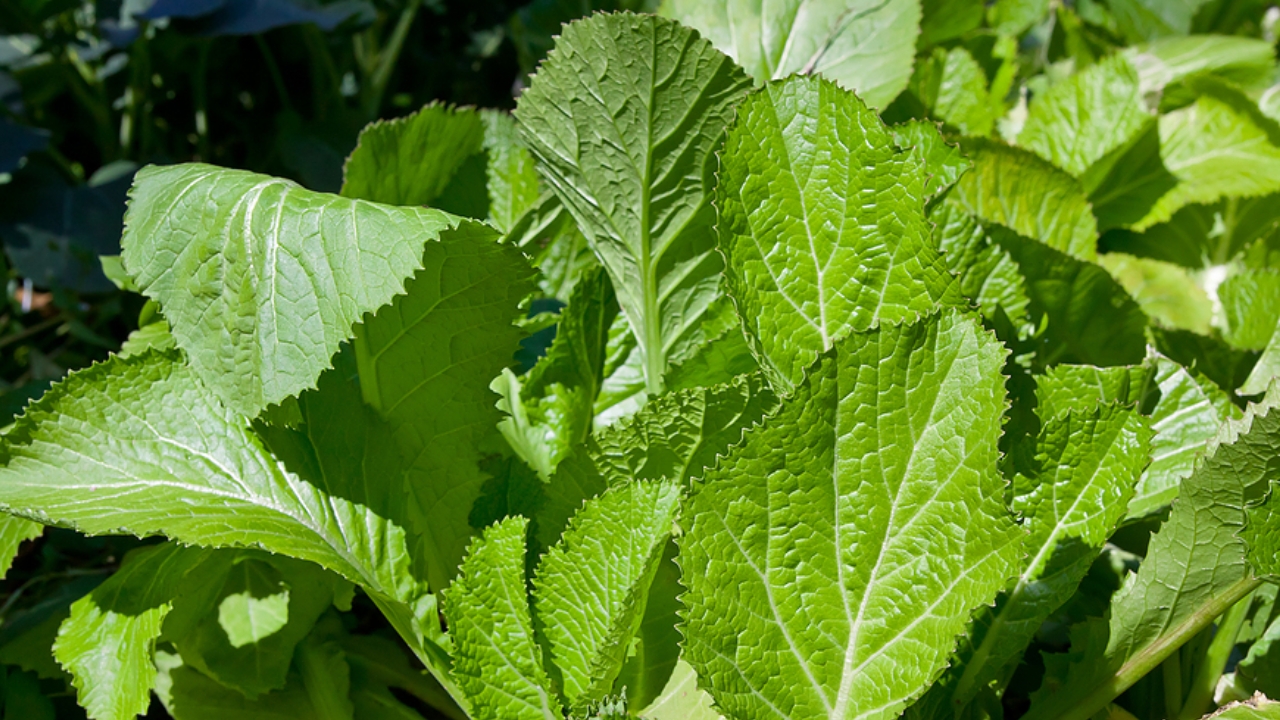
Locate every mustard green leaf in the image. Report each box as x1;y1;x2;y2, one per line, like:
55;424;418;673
516;12;753;395
682;310;1023;720
660;0;921;109
717;75;958;392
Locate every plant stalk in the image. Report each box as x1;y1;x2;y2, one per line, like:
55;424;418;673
1162;650;1183;719
362;0;420;119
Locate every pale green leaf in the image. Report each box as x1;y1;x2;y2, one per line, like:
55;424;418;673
1200;696;1280;719
120;164;480;418
933;47;1001;136
340;103;484;208
987;0;1050;34
53;543;216;720
1129;355;1241;518
717;75;958;392
639;660;723;720
953;139;1099;261
938;405;1151;713
891;120;971;202
516;12;753;395
1024;389;1280;720
1135;84;1280;231
1221;268;1280;351
1124;35;1276;97
660;0;921;109
931;200;1031;324
1106;0;1214;42
1017;55;1153;182
534;481;679;708
0;351;423;607
1098;253;1212;334
444;516;562;720
682;310;1023;720
118;319;176;359
1242;325;1280;396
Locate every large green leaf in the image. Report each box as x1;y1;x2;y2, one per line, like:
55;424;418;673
1128;355;1240;518
717;75;958;391
1135;83;1280;231
1124;36;1276;97
681;310;1023;720
1024;390;1280;720
533;480;679;709
0;351;423;607
443;517;561;720
930;404;1151;714
1017;55;1153;184
639;660;722;720
53;543;218;720
660;0;921;109
120;164;483;418
516;12;753;395
931;200;1031;324
339;103;484;208
1220;268;1280;351
954;140;1099;261
1098;253;1212;334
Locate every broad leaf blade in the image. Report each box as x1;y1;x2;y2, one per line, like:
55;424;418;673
533;480;680;708
54;543;217;720
0;514;41;580
717;75;958;391
444;517;561;720
661;0;921;109
682;310;1023;720
516;12;754;394
121;164;478;418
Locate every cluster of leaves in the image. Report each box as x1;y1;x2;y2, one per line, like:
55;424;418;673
1;1;1280;720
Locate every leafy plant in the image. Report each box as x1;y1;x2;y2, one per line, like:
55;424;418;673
1;2;1280;720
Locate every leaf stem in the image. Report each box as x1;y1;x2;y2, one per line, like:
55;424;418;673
1033;576;1262;720
1162;649;1183;719
1178;588;1254;719
362;0;420;119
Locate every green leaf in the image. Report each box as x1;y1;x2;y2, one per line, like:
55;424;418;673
1197;696;1280;719
1017;55;1153;183
508;192;598;303
53;543;217;720
157;651;324;720
534;480;679;709
682;310;1023;720
987;0;1050;34
1134;83;1280;231
340;103;484;208
294;613;354;720
892;120;971;202
0;352;423;607
1098;253;1212;334
1241;326;1280;396
118;319;176;359
1023;389;1280;720
536;372;776;554
660;0;921;109
1129;355;1241;518
516;12;753;395
932;47;1003;136
1244;472;1280;579
919;0;983;48
176;555;347;699
938;404;1152;713
1235;612;1280;698
0;514;40;580
1033;363;1152;421
120;164;484;418
614;538;681;710
443;516;562;720
481;110;541;233
931;200;1031;324
1;669;54;720
954;139;1099;262
1105;0;1213;41
1124;35;1276;97
639;660;722;720
717;75;958;392
1221;268;1280;351
996;228;1149;366
662;298;759;392
497;268;619;480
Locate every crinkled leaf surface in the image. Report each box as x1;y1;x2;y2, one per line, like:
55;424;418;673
339;103;484;208
481;110;541;233
534;480;679;708
54;543;217;720
891;120;970;202
717;75;958;391
931;200;1030;324
935;404;1151;713
1135;84;1280;230
1129;355;1240;518
931;47;1002;137
444;517;561;720
954;140;1099;261
1024;390;1280;720
121;164;481;418
1209;696;1280;720
0;351;423;607
682;310;1023;720
1017;55;1152;182
516;12;753;394
661;0;921;109
1033;364;1151;422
